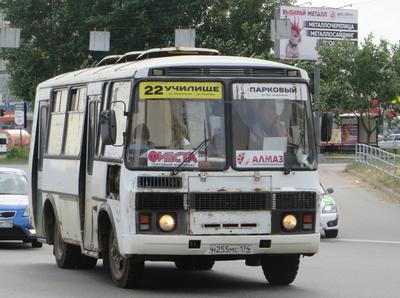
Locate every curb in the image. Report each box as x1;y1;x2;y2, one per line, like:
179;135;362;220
346;169;400;202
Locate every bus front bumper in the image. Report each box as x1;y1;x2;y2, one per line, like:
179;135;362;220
120;233;319;257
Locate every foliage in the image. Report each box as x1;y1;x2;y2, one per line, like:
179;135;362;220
5;146;29;160
317;36;400;143
0;0;294;102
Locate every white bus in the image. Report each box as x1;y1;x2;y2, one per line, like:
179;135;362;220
29;49;320;288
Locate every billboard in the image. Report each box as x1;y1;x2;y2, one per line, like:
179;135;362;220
275;5;358;60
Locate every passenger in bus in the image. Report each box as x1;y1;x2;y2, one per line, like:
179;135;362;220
129;124;154;155
209;127;224;157
248;100;288;149
171;121;191;150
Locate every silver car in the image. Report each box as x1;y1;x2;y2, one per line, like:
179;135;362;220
319;185;339;238
378;134;400;151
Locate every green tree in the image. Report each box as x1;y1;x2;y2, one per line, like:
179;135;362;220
317;37;400;144
0;0;293;103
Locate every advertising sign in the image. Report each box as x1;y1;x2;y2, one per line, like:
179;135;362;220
147;149;199;168
275;5;358;60
139;82;222;100
175;29;196;47
341;117;358;144
232;83;303;100
89;30;110;52
14;103;26;129
236;150;284;168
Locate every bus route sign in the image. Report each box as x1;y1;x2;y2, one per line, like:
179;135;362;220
139;81;223;100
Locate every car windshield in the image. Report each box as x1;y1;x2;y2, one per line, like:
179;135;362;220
0;171;28;195
126;82;225;170
231;82;316;170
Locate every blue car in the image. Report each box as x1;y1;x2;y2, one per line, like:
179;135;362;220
0;167;42;248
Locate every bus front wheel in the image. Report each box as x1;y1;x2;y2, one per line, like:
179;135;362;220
261;255;300;285
53;221;80;269
107;227;144;288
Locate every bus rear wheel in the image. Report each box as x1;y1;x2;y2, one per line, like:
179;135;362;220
107;227;144;288
261;255;300;285
53;222;80;269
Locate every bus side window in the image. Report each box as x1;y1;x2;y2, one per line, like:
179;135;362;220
96;83;108;157
47;89;68;156
38;102;49;170
64;87;87;156
106;165;120;200
88;96;101;175
103;81;131;159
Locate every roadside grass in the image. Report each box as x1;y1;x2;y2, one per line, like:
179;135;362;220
346;162;400;194
323;152;356;158
0;147;29;164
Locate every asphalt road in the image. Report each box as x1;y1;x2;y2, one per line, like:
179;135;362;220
1;163;400;298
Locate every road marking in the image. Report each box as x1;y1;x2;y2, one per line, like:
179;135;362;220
325;238;400;245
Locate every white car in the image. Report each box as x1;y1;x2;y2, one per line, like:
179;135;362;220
319;185;339;238
378;134;400;151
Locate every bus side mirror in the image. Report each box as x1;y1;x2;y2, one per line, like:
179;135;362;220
321;112;333;142
100;110;117;145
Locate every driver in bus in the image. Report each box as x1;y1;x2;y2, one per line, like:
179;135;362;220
129;124;154;156
248;100;288;149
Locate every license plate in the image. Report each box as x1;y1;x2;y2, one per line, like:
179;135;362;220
209;244;252;255
0;220;13;228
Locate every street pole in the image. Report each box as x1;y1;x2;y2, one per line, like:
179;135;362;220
314;60;321;158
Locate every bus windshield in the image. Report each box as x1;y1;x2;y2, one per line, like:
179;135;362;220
126;82;225;170
231;82;316;170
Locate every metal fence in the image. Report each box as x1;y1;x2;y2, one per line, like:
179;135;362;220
355;143;400;180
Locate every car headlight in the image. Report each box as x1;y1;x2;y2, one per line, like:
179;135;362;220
158;214;176;232
322;204;337;213
23;207;30;217
282;214;297;231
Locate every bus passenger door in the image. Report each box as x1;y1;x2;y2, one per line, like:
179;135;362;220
83;96;101;250
32;100;49;238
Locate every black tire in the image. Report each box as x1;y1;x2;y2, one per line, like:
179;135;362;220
262;255;300;285
107;227;144;288
53;221;80;269
325;229;338;238
31;240;43;248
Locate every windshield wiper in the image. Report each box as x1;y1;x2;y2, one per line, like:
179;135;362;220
170;138;209;176
284;131;305;175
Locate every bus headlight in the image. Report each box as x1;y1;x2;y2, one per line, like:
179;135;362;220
158;214;176;232
282;214;297;231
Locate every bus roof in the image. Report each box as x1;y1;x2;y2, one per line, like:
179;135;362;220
37;55;307;89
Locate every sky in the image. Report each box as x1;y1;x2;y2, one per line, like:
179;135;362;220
295;0;400;45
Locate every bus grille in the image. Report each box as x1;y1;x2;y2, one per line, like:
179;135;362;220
136;193;184;210
135;192;316;211
275;192;316;210
189;192;272;211
137;176;182;189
